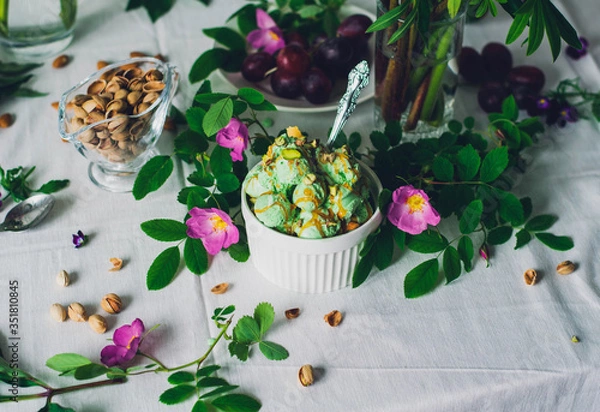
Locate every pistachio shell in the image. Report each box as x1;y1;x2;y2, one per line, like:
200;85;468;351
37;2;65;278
97;138;118;152
82;99;98;113
142;81;165;93
87;79;107;95
73;105;88;119
85;110;105;125
100;68;118;81
70;117;84;131
111;131;129;142
144;69;164;82
127;77;144;91
96;129;110;140
134;102;151;115
129;120;147;139
123;67;143;79
106;99;128;115
114;89;129;100
108;115;129;134
126;91;142;106
76;128;95;143
72;94;90;105
142;92;160;104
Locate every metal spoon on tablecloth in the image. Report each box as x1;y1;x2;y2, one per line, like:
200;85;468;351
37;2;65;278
0;194;55;232
326;60;371;148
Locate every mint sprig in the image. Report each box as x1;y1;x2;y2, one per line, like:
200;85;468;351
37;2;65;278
0;164;68;204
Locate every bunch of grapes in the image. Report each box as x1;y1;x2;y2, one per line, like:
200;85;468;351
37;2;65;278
458;42;546;114
241;14;373;104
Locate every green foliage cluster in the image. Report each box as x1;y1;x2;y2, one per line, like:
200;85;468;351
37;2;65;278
369;0;580;61
125;0;210;22
352;96;573;298
547;78;600;123
135;81;276;291
1;303;286;411
0;164;69;203
189;0;346;84
0;62;46;102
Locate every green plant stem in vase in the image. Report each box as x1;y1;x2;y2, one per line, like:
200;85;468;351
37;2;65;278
374;0;466;139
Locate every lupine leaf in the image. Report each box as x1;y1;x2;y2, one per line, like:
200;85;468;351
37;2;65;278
147;246;180;290
141;219;188;241
184;238;209;275
404;259;439;299
133;156;173;200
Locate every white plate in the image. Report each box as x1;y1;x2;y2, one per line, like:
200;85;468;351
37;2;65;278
216;4;376;113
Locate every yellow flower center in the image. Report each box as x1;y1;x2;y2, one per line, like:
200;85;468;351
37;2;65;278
286;126;303;138
406;194;425;214
211;215;228;233
269;30;280;41
126;335;137;350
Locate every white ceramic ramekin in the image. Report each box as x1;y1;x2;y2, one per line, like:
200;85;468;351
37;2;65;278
241;161;383;293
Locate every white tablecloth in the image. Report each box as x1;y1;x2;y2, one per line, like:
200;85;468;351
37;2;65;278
1;1;599;411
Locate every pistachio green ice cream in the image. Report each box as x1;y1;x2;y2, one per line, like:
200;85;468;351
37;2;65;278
244;126;372;239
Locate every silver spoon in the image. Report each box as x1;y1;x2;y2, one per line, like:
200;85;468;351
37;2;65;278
0;194;55;232
326;60;371;148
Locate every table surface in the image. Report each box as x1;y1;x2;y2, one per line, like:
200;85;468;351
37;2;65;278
1;1;600;411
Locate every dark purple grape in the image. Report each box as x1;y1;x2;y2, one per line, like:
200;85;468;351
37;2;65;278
276;44;311;76
241;52;275;82
337;14;373;41
301;67;333;104
507;65;545;94
481;42;513;81
314;37;357;78
270;70;302;99
511;85;537;110
478;82;510;113
285;32;308;50
311;33;329;52
458;46;484;84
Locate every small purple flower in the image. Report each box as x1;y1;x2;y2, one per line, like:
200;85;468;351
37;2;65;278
216;118;249;162
72;230;86;249
566;37;589;60
479;244;490;268
560;106;578;123
246;9;285;55
536;97;551;111
101;319;145;367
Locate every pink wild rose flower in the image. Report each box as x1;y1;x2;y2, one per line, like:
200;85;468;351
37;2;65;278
186;207;239;255
387;185;441;235
216;118;249;162
246;8;285;55
100;318;145;367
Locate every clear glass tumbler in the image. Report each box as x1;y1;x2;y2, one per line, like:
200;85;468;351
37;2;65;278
58;57;179;192
0;0;77;62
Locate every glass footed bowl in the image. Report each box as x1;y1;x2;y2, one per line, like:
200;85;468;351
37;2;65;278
58;57;179;192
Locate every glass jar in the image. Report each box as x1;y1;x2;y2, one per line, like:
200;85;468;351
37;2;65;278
374;0;466;139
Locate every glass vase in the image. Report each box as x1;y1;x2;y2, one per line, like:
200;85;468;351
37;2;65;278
0;0;78;62
374;0;466;139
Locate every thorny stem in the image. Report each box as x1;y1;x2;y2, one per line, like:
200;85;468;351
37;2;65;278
4;378;126;403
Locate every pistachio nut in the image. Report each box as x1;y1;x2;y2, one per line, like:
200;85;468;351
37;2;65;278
87;79;107;95
524;269;537;286
556;260;576;275
109;257;124;271
324;310;342;327
211;282;229;294
68;302;88;322
50;303;67;322
100;293;123;314
285;308;300;319
298;365;314;387
88;314;108;334
56;270;70;287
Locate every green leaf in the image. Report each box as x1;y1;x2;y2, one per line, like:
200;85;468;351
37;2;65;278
43;404;76;412
228;242;250;262
366;1;410;32
548;1;581;50
254;302;275;337
36;179;69;194
132;156;173;200
388;9;417;43
479;147;508;182
348;132;362;152
457;236;474;272
487;226;513;245
370;131;390;151
211;145;234;176
141;219;188;242
228;341;249;361
527;2;544;55
448;0;461;18
463;116;475;130
443;246;461;284
521;197;533;220
404;258;439;299
506;12;529;44
184;238;209;275
192;400;209;412
189;49;229;83
384;121;402;146
447;119;462;134
457;144;480;181
46;353;91;373
535;233;574;251
502;95;519;121
258;341;289;361
159;385;196;405
175;129;209;156
203;27;246;50
203;98;233;137
515;229;532;249
168;371;195;385
197;377;229;388
525;214;558;232
147;246;181;290
459;199;483;234
216;173;240;193
59;0;77;29
498;192;525;226
237;88;264;104
211;394;261;412
373;224;394;270
178;186;210;204
73;363;109;380
197;365;221;378
248;99;277;111
233;316;261;344
200;385;239;399
406;231;449;253
432;156;454;182
186;107;207;134
352;252;374;288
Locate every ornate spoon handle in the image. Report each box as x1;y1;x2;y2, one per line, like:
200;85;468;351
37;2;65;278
326;60;370;148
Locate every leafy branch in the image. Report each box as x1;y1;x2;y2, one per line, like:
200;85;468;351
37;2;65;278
352;95;573;298
125;0;211;23
1;303;286;411
0;164;69;204
134;81;275;291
